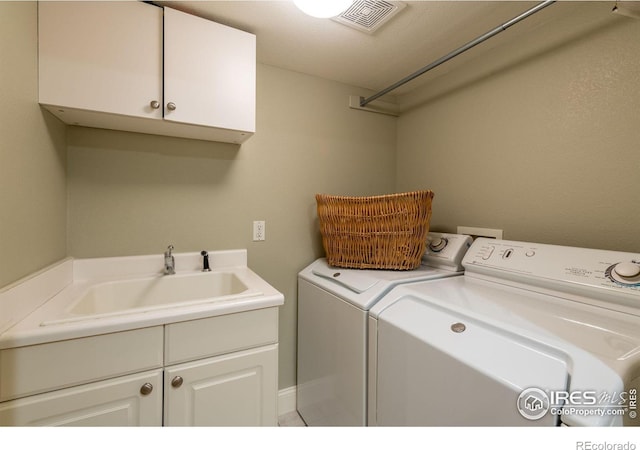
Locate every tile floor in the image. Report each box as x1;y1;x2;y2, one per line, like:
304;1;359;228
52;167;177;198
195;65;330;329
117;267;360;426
278;411;306;426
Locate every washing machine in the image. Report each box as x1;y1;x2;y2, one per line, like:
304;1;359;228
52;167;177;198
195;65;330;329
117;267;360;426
296;232;473;426
369;238;640;426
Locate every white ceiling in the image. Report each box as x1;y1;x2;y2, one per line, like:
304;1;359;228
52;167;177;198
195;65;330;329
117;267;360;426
157;1;627;100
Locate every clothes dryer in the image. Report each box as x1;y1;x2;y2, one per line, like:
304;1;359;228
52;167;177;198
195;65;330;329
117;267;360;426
297;232;472;426
369;238;640;426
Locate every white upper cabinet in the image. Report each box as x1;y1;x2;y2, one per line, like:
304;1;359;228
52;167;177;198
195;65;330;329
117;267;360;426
38;2;163;121
163;7;256;134
38;2;256;144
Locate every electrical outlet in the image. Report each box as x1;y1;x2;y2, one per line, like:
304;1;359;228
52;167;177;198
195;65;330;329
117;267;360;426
253;220;265;241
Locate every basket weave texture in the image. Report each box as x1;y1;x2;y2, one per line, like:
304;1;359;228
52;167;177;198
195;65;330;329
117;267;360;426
316;190;434;270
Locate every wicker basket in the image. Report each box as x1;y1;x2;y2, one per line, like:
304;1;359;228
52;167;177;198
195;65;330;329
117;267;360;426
315;190;434;270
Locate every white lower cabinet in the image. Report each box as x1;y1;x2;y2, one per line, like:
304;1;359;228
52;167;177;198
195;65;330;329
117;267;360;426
0;308;279;426
164;344;278;426
0;370;163;426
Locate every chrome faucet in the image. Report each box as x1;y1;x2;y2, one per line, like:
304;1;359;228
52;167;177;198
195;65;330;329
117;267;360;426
164;245;175;275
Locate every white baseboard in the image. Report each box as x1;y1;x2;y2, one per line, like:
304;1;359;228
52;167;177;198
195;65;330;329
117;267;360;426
278;385;297;416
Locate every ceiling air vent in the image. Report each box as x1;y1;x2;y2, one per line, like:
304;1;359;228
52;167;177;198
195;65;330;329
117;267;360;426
333;0;406;34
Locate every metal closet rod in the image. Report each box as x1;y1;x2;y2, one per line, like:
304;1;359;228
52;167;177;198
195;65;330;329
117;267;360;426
360;0;556;107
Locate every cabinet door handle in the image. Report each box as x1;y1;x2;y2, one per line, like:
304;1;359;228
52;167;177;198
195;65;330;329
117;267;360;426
171;376;183;388
166;102;177;111
140;383;154;395
150;100;160;109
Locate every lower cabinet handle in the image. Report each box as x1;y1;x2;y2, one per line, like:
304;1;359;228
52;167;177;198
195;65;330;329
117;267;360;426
171;376;184;388
140;383;154;395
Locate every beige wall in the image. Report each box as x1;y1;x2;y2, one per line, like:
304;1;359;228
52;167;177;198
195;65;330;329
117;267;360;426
396;4;640;252
66;64;397;389
0;2;67;289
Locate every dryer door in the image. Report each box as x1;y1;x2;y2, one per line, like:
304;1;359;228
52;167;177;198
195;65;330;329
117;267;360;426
375;296;568;426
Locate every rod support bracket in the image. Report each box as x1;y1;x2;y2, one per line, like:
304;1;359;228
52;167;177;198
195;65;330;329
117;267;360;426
348;95;399;117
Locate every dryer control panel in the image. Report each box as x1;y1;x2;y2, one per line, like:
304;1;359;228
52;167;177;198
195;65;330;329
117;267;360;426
463;238;640;312
423;232;473;271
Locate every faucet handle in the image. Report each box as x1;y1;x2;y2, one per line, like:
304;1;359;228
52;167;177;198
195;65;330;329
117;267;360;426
201;250;211;272
165;245;174;256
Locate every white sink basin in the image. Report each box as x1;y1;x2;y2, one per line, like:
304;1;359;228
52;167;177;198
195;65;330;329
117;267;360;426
69;272;252;317
1;249;284;348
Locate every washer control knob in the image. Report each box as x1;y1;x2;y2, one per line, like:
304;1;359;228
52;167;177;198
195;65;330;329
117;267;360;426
429;237;448;252
614;262;640;279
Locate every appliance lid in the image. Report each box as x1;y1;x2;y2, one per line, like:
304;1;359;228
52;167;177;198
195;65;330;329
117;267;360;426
297;233;472;310
377;296;569;425
311;265;380;293
299;258;462;310
372;277;636;426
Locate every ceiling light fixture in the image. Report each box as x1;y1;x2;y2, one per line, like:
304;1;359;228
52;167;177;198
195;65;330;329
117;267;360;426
293;0;354;19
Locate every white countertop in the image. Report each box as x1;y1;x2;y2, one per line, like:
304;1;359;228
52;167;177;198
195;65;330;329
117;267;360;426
0;250;284;349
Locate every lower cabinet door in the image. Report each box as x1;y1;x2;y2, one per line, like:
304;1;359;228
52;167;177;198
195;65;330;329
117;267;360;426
0;370;163;426
164;344;278;426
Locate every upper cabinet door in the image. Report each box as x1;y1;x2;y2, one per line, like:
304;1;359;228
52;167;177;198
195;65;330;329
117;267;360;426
38;1;163;120
163;7;256;133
